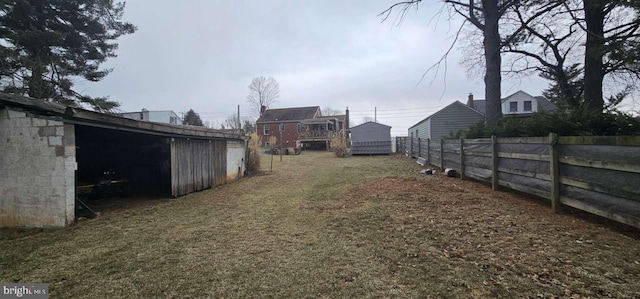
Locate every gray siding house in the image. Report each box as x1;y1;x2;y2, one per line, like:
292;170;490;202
408;101;484;141
350;121;392;155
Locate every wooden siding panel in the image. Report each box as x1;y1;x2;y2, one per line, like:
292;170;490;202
170;138;228;197
430;105;484;141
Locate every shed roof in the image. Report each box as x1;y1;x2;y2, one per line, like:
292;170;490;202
409;101;484;130
350;121;391;130
257;106;320;123
0;93;246;141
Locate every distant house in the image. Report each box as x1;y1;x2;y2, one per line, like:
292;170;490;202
469;90;558;116
408;101;485;141
408;90;558;141
256;106;350;150
121;109;180;125
350;121;392;155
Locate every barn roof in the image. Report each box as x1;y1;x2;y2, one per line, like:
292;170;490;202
0;93;246;141
257;106;320;123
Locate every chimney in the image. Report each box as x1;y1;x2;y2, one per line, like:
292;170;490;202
260;105;266;116
345;106;349;132
467;93;474;108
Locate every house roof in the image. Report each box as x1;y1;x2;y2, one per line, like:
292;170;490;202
536;96;558;112
409;101;484;130
350;121;391;130
302;115;346;124
469;90;557;115
471;100;487;115
257;106;320;123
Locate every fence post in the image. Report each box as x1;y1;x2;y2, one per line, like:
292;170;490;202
549;133;559;213
427;138;431;166
418;138;421;158
491;135;498;191
460;137;465;180
410;137;414;158
440;138;445;170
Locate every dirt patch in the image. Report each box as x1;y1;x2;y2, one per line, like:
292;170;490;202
342;174;640;297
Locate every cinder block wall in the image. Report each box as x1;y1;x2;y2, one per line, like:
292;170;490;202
0;109;76;227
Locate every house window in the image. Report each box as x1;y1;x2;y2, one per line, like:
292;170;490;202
416;129;419;138
279;123;285;132
524;101;532;112
264;125;270;135
297;123;301;132
509;102;518;113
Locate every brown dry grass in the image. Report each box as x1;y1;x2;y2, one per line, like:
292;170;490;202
0;151;639;298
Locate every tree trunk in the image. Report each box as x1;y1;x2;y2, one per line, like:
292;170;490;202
583;0;605;112
483;0;502;125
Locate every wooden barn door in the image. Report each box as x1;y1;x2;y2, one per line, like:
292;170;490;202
170;138;227;197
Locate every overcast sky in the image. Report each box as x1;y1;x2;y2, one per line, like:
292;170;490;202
81;0;556;136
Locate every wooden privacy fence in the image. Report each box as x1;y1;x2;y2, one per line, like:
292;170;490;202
406;135;640;229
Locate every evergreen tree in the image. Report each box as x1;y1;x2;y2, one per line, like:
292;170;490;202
182;109;204;126
0;0;136;111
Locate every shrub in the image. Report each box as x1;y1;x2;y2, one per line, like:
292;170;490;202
330;133;349;157
246;133;261;174
452;110;640;139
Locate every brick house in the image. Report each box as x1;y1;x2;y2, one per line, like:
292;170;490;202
256;106;349;150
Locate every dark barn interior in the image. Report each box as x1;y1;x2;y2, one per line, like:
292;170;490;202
74;125;172;206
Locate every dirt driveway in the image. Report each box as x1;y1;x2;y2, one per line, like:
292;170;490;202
1;151;639;298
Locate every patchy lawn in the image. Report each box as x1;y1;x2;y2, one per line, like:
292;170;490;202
1;151;639;298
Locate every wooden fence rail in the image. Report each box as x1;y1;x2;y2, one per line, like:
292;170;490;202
404;135;640;229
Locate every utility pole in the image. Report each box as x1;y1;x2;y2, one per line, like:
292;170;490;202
237;105;241;134
374;106;377;123
279;123;283;162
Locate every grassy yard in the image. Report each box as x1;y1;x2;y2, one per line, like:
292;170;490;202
1;151;639;298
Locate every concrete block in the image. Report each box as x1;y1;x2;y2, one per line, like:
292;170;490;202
48;136;62;146
13;118;32;128
55;126;64;136
38;126;56;137
7;110;26;119
63;124;75;145
51;176;65;186
32;118;49;127
64;146;75;157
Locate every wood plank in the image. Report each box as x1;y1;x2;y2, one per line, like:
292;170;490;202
460;138;465;180
560;196;640;229
559;176;640;202
464;171;492;183
549;133;559;213
170;138;177;197
558;136;640;146
440;138;445;169
559;155;640;174
498;152;550;161
492;136;498;191
464;161;492;170
497;136;549;144
498;180;551;200
464;138;492;144
465;151;493;158
498;167;551;181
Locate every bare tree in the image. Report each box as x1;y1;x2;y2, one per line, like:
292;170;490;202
223;114;241;130
361;116;375;123
322;107;343;116
247;76;279;117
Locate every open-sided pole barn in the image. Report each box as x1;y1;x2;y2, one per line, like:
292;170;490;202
0;93;247;227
